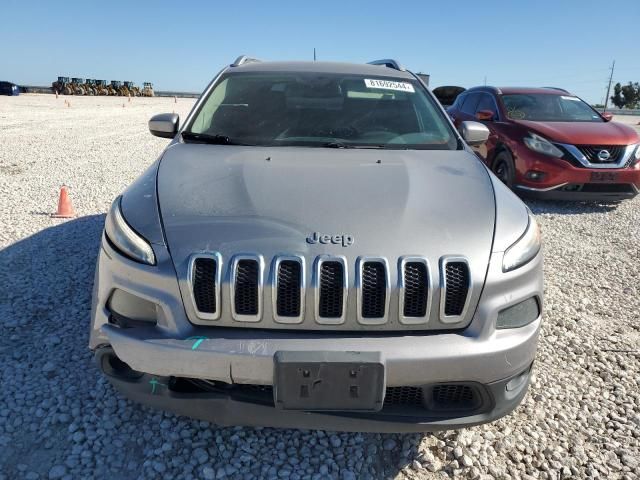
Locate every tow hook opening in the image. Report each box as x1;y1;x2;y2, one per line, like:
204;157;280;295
97;347;144;380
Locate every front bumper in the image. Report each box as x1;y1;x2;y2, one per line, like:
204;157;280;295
90;235;543;432
96;346;534;433
512;147;640;201
516;182;640;201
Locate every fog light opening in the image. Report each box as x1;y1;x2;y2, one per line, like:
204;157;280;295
496;297;540;329
525;170;547;182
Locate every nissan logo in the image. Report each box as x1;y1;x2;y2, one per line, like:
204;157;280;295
597;149;611;161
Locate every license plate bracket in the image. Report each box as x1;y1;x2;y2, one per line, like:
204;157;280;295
273;351;385;411
590;171;618;182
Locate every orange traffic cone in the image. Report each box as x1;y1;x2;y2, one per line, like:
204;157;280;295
52;186;76;218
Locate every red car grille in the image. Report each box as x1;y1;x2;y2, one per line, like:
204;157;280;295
577;145;624;164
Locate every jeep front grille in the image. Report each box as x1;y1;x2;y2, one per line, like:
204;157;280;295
188;253;473;329
231;256;262;321
360;260;388;320
193;258;217;313
403;262;429;317
318;259;346;320
189;253;222;320
441;258;471;321
274;257;304;322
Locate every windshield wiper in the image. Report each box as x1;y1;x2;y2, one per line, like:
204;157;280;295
322;142;389;149
323;142;355;149
182;131;251;146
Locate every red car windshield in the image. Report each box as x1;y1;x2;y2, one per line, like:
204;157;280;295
501;94;602;123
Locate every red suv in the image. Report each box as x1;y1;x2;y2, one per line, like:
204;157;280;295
446;87;640;201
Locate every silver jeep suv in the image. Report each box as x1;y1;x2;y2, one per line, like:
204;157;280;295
90;57;543;432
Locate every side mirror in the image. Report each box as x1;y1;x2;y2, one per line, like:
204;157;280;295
460;121;490;146
149;113;179;138
475;109;495;121
601;112;613;122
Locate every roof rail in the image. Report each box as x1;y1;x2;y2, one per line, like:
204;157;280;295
542;86;570;94
367;59;406;71
231;55;261;67
466;85;502;94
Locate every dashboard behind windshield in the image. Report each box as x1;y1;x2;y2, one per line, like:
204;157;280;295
501;94;603;122
187;72;458;149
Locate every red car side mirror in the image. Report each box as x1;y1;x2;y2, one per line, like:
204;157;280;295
601;112;613;122
476;110;495;121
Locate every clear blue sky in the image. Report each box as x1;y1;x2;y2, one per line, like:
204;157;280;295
2;0;638;103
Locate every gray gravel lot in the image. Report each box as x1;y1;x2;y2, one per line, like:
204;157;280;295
0;94;639;480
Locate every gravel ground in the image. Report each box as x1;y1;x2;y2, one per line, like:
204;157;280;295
0;94;639;480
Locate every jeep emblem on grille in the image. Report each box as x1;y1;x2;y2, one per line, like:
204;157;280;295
306;232;354;247
597;149;611;161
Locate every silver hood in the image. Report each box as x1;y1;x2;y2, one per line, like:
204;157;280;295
157;144;496;330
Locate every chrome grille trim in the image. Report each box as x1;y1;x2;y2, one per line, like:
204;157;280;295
314;255;348;325
230;254;264;322
398;256;431;325
558;142;637;169
188;252;222;321
439;256;472;324
271;255;305;324
356;256;390;325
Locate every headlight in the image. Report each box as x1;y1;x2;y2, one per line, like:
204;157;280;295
523;133;563;158
633;144;640;165
104;196;156;265
503;213;541;272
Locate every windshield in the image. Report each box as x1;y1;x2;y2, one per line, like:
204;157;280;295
186;72;458;149
501;94;602;122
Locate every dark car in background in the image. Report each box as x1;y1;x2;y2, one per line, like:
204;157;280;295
447;86;640;201
0;81;20;96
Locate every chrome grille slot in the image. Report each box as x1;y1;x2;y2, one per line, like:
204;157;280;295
193;259;217;313
440;257;471;322
231;255;263;322
315;256;347;324
273;256;305;323
188;253;222;320
357;257;389;324
401;260;429;318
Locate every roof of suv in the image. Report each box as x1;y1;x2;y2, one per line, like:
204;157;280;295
466;86;573;96
228;60;416;80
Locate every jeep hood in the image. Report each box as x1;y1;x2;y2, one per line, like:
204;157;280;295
516;119;639;145
156;144;496;327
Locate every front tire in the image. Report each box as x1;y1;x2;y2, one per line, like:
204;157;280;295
493;150;516;189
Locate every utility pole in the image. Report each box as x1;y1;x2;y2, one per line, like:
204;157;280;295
313;48;316;61
603;60;615;113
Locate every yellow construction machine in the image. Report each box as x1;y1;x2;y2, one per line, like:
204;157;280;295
52;76;73;95
142;82;154;97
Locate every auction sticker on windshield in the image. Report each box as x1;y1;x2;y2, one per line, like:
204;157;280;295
364;79;415;93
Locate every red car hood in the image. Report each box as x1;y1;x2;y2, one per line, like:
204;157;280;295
516;120;639;145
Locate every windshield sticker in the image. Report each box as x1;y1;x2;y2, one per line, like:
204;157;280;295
364;79;415;93
507;109;526;120
560;96;580;101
